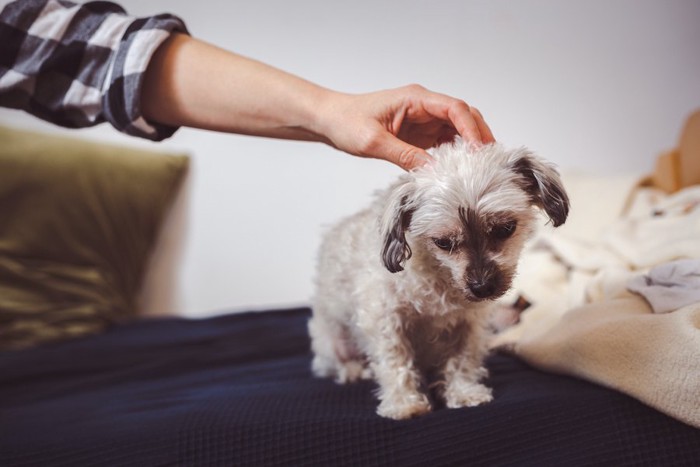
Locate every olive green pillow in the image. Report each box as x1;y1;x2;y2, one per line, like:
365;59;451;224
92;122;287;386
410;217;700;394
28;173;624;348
0;126;189;350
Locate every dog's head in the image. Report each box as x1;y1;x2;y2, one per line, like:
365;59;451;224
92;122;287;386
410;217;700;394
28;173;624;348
379;140;569;302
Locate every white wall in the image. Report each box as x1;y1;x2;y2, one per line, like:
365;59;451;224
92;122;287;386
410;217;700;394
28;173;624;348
1;0;699;316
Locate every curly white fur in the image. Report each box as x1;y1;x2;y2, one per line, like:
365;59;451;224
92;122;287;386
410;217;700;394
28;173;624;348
309;140;569;420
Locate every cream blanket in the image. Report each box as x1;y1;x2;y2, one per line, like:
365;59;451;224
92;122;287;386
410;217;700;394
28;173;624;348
494;177;700;428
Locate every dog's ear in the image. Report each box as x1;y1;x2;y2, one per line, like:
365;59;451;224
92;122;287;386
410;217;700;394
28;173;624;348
379;179;416;273
510;149;570;227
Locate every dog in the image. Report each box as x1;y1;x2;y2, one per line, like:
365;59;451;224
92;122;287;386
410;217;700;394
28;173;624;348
309;140;569;420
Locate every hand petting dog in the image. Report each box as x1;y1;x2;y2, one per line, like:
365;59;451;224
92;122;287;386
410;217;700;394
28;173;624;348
313;84;495;170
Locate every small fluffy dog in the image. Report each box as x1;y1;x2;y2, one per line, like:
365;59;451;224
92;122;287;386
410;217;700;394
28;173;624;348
309;140;569;420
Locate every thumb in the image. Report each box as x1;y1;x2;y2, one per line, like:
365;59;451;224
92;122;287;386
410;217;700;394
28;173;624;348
376;133;433;171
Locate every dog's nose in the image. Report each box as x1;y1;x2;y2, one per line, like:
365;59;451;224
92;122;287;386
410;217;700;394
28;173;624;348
468;280;496;299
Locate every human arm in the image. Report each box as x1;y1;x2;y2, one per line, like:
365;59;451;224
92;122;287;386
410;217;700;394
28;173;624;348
0;0;494;170
142;33;495;170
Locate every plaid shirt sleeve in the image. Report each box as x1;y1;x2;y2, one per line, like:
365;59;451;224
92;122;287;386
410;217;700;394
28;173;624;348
0;0;189;141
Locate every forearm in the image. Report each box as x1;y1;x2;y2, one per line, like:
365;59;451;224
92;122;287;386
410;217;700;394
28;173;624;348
141;33;335;144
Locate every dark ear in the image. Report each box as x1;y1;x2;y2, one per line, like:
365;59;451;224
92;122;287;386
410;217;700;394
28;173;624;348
381;200;414;273
511;150;570;227
379;180;417;273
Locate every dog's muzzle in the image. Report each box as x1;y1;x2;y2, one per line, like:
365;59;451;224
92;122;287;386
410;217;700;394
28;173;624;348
465;264;504;300
467;278;497;299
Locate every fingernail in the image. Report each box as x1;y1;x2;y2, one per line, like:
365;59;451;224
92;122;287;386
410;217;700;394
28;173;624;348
411;152;433;171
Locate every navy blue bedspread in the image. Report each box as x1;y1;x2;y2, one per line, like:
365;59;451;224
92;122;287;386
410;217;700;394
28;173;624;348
0;308;698;466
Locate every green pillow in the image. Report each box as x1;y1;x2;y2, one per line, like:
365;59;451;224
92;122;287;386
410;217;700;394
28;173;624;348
0;126;189;350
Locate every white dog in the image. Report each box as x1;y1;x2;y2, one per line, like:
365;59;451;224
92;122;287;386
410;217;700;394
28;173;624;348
309;140;569;420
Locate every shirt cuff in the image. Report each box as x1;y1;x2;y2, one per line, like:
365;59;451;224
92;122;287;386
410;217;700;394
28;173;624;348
102;13;188;141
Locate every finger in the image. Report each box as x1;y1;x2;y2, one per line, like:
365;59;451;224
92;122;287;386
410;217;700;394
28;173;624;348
447;101;485;147
418;94;484;146
470;106;495;143
376;131;433;171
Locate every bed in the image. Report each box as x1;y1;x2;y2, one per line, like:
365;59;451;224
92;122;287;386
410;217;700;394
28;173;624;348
2;307;699;466
1;125;699;466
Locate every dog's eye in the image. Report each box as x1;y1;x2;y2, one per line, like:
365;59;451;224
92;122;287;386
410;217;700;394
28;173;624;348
491;221;517;240
433;237;454;251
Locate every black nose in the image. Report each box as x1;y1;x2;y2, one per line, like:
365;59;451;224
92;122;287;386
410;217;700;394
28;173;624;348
468;280;496;299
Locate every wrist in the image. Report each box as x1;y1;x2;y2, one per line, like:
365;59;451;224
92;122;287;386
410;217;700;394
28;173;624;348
307;89;351;149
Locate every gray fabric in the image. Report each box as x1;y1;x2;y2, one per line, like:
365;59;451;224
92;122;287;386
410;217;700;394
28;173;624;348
627;259;700;313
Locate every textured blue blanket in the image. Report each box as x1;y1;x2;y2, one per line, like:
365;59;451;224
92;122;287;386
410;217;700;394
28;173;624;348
0;308;698;466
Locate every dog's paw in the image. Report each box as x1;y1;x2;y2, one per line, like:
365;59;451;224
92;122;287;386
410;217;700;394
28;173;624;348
311;355;336;379
376;393;432;420
475;366;489;380
335;360;373;384
443;383;493;409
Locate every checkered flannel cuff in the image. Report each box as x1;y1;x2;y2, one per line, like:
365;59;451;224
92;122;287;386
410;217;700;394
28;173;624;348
104;12;188;140
0;0;188;141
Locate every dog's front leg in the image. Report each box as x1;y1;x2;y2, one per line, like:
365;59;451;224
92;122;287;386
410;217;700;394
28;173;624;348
440;321;493;409
359;308;431;420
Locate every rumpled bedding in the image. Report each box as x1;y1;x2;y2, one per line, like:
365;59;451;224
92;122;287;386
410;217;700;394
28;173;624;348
494;183;700;428
627;259;700;314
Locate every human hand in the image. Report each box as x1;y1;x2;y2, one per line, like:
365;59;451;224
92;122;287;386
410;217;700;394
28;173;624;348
316;84;495;170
